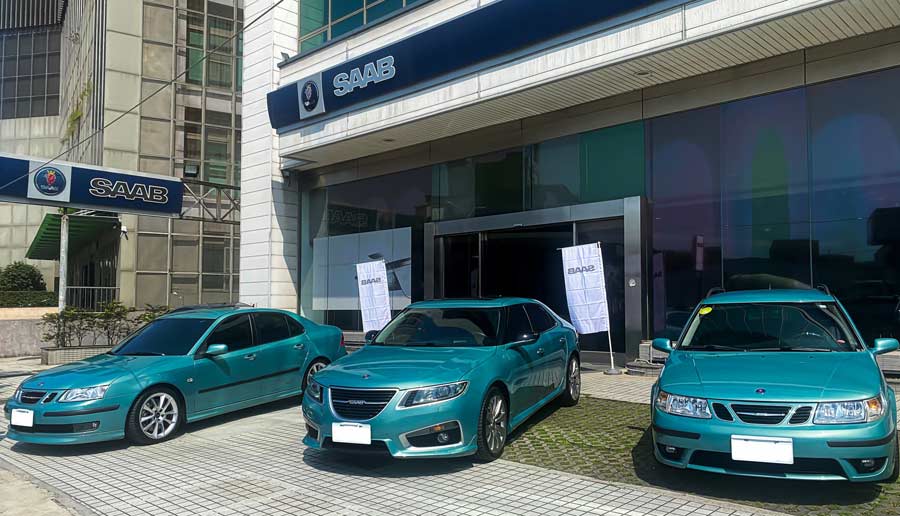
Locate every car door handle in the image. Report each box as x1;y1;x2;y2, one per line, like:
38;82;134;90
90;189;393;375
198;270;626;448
244;353;256;361
559;337;566;344
536;348;544;356
293;343;305;350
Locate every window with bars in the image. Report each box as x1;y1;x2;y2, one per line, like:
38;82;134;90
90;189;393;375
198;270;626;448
0;27;61;119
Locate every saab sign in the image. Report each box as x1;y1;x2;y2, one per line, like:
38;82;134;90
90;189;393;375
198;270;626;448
333;56;396;97
0;153;182;216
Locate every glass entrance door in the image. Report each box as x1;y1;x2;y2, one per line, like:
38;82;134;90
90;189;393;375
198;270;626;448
437;218;627;353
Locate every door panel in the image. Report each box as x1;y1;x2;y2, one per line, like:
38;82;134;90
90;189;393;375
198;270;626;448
525;304;567;396
192;314;264;411
503;305;543;416
253;312;308;393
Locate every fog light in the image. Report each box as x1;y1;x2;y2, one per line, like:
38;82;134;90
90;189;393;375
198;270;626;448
861;458;876;468
665;445;677;454
437;432;450;444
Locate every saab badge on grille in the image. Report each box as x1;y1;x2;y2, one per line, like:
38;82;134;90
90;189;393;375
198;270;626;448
756;388;766;395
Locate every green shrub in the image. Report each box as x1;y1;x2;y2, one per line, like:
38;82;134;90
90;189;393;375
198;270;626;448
38;303;170;347
0;290;57;307
0;262;47;291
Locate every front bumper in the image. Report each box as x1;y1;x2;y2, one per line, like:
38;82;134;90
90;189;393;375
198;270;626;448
651;406;897;482
4;395;130;445
301;386;481;458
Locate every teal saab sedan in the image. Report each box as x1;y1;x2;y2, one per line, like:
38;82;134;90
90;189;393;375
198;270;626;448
4;306;346;445
302;298;581;460
651;289;899;482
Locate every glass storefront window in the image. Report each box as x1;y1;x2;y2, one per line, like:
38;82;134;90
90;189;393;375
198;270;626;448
298;0;429;53
580;121;645;203
434;150;524;221
531;135;579;209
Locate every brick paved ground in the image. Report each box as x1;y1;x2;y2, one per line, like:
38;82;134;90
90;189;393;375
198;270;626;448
0;369;781;516
581;368;654;404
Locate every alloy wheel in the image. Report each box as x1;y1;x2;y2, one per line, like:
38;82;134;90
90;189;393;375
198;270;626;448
139;392;179;440
569;359;581;400
307;361;327;387
485;394;507;454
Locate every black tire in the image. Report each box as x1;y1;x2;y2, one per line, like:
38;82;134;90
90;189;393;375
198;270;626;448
887;434;899;483
475;386;509;462
302;358;330;391
558;355;581;407
125;386;183;445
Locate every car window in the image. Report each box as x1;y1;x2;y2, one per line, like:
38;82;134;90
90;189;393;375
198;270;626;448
285;315;305;336
679;302;860;352
253;312;291;344
505;305;534;343
205;314;253;352
525;304;556;333
373;308;502;347
111;318;213;356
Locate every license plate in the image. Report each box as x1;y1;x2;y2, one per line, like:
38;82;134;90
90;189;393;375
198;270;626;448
10;409;33;428
731;435;794;464
332;422;371;445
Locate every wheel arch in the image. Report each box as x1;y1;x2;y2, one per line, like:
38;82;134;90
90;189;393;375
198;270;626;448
129;382;188;415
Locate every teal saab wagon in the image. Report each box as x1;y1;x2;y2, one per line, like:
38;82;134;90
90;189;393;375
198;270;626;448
4;305;346;445
302;298;581;460
651;289;899;482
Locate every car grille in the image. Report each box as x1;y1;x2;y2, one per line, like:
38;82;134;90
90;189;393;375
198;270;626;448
330;388;396;420
731;404;790;425
712;403;733;421
19;390;46;404
789;406;813;424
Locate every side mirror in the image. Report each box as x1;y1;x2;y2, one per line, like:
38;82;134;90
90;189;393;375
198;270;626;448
364;330;379;344
205;343;229;357
652;338;674;354
871;338;899;356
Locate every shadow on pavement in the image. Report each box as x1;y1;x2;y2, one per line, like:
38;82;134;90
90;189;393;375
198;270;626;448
630;427;883;507
301;447;476;478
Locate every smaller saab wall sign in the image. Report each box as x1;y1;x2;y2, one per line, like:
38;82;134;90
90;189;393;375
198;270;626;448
28;162;72;203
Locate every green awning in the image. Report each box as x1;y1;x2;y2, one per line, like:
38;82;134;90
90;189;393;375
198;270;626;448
26;214;120;261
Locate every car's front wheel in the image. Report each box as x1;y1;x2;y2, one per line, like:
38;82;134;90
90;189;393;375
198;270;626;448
475;387;509;462
302;358;330;391
125;386;183;445
558;355;581;407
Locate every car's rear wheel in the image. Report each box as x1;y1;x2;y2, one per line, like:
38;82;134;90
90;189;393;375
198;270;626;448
125;387;183;445
302;358;329;391
558;355;581;407
475;387;508;462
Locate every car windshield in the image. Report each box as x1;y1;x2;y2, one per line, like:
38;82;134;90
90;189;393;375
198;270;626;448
111;318;214;356
373;308;502;347
679;302;861;352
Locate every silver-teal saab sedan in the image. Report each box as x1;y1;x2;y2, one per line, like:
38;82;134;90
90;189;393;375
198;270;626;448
302;298;581;460
651;289;898;482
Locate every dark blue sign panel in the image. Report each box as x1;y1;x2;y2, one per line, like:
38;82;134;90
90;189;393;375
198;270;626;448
0;153;183;216
269;0;684;131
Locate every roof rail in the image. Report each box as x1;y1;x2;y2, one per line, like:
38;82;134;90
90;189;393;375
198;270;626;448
167;302;253;314
705;287;726;298
815;284;832;296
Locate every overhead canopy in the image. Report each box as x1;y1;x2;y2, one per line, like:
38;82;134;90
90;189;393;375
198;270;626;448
26;213;119;261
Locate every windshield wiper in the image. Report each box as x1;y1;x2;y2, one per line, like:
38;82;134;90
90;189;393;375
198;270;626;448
684;344;744;351
749;347;832;352
121;351;165;356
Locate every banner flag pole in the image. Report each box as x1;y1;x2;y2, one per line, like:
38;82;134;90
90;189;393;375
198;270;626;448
598;242;622;375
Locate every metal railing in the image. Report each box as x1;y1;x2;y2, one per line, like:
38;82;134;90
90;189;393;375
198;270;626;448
66;286;119;312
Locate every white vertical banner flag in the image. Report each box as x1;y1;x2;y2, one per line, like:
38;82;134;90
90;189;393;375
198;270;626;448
561;243;610;335
356;260;392;333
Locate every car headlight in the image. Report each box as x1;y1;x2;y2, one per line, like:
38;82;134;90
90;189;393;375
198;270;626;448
814;396;884;424
655;391;711;419
307;380;323;404
12;385;21;402
401;381;467;408
58;385;110;403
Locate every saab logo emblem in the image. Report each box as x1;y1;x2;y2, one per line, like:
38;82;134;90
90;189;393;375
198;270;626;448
756;388;766;395
301;80;319;112
567;265;596;274
347;400;367;405
360;278;382;286
333;56;396;97
89;178;169;204
34;167;66;196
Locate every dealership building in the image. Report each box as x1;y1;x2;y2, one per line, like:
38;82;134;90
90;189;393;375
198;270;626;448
242;0;900;361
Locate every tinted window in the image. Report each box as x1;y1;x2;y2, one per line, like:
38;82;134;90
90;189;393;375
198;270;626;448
505;305;534;343
680;303;859;352
206;314;253;352
286;315;305;336
525;304;556;333
254;312;290;344
112;318;213;356
373;308;501;347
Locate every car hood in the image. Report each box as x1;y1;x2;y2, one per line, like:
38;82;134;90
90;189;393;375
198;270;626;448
21;353;163;390
661;351;883;402
314;345;496;390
